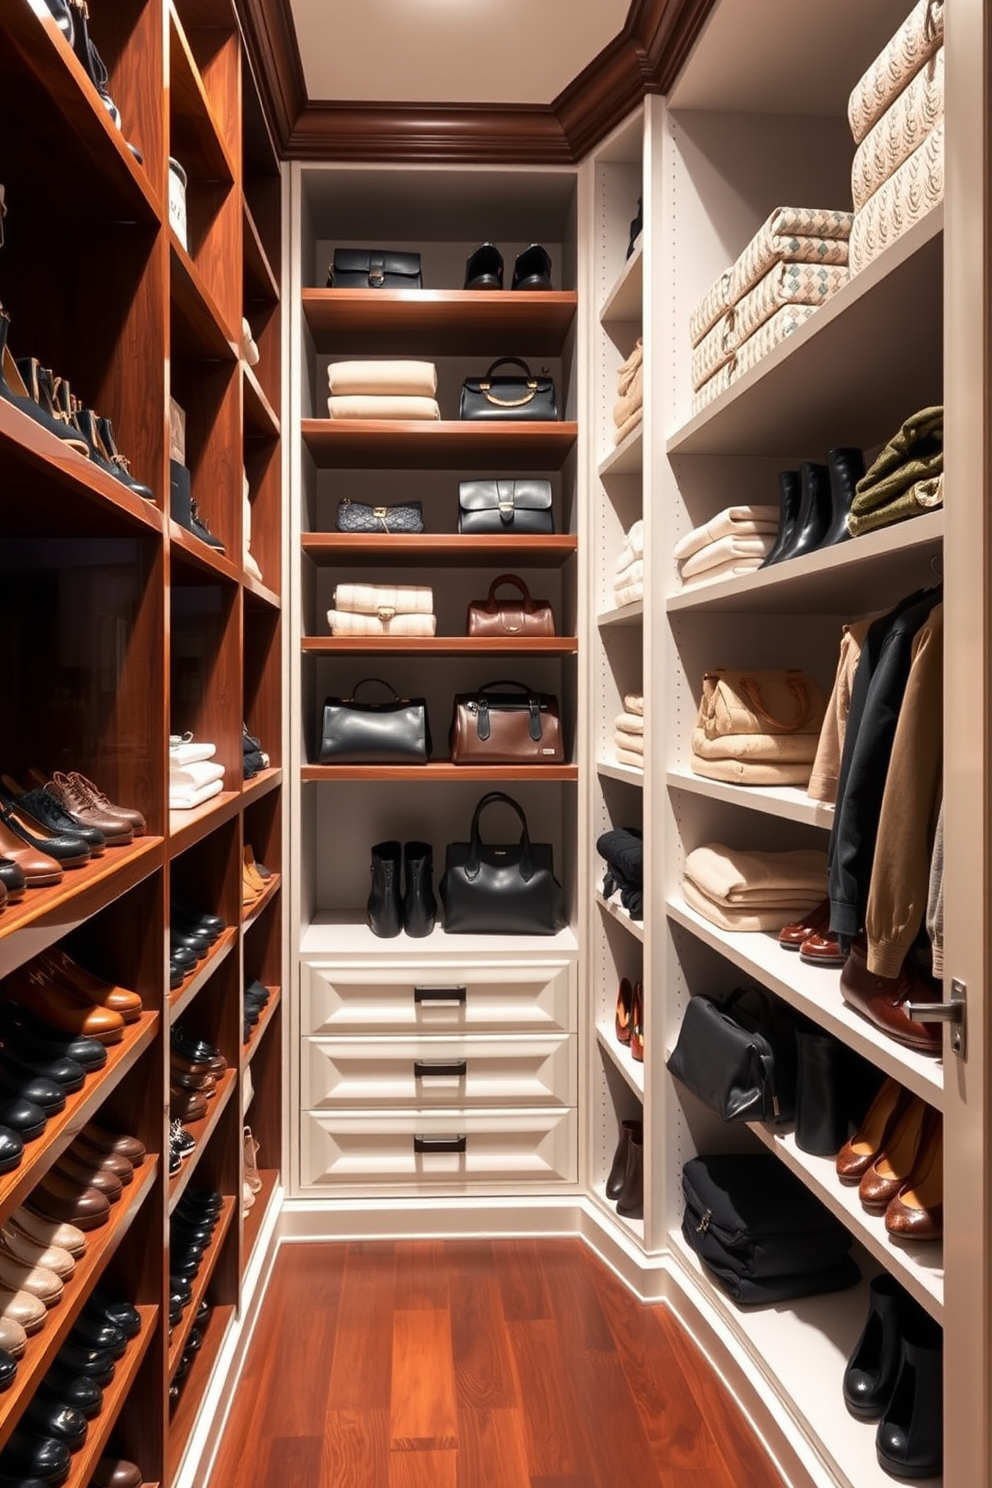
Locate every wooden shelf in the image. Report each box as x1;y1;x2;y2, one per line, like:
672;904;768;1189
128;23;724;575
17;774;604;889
241;767;282;805
666;769;833;829
170;235;238;362
242;987;281;1068
243;201;279;304
301;533;578;568
168;792;243;856
168;519;241;582
302;761;579;782
242;1167;279;1274
61;1304;158;1488
600;241;643;323
303;635;578;656
167;1301;235;1480
596;1020;644;1098
169;927;238;1019
302;289;578;355
242;572;282;609
598;760;644;787
168;1194;237;1378
301;419;578;470
598;600;643;627
168;6;236;185
242;363;280;440
168;1067;238;1213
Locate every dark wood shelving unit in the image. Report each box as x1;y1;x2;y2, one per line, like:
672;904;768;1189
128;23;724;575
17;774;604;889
302;533;578;567
302;288;578;355
303;635;578;655
301;419;578;469
302;762;579;782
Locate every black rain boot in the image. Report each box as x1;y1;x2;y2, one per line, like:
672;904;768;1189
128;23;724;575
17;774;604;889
367;840;402;938
616;1124;644;1219
876;1309;943;1478
778;460;832;561
402;840;436;937
844;1273;907;1419
759;470;802;567
606;1118;642;1200
818;446;866;549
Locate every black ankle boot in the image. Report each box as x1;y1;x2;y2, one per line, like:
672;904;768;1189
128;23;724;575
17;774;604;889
844;1273;908;1419
367;841;402;937
759;470;802;567
402;841;436;937
616;1124;644;1219
606;1119;642;1200
778;460;831;561
876;1309;943;1478
818;446;866;549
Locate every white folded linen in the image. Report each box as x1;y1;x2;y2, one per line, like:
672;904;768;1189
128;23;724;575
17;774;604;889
624;693;644;716
614;407;643;446
169;759;226;790
613;574;644;607
615;558;644;592
615;747;645;771
169;779;224;811
615;728;644;757
679;556;769;588
169;736;216;765
615;711;643;736
325;395;441;420
333;583;434;616
326;609;437;636
327;360;437;397
617;519;644;564
673;506;780;564
679;533;776;580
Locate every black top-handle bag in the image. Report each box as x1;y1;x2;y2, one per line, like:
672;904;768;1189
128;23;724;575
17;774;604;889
459;358;558;422
440;791;565;934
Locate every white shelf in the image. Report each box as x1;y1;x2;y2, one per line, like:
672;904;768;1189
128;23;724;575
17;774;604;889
301;910;580;958
598;598;643;627
670;1232;942;1488
747;1122;943;1320
598;424;642;478
596;1019;645;1097
666;768;833;829
666;510;944;617
667;207;943;459
666;896;944;1108
596;891;645;943
599;759;645;787
600;240;643;323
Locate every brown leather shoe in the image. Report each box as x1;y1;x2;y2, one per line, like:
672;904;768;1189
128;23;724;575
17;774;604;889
69;1139;133;1185
30;1172;110;1230
798;929;846;967
836;1077;914;1184
170;1086;208;1122
779;895;831;950
79;1121;145;1167
885;1113;943;1241
840;939;943;1053
42;770;145;837
36;946;143;1023
91;1459;143;1488
4;965;126;1044
52;1153;122;1203
0;816;62;885
858;1098;935;1213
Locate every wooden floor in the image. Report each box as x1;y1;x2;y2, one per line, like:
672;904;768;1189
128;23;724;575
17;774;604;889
207;1238;785;1488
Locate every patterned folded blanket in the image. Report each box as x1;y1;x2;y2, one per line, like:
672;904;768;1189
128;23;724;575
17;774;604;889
729;262;849;352
852;47;943;210
728;208;853;304
691;315;736;393
733;304;819;380
848;0;944;145
850;121;944;275
326;609;437;636
333;583;434;615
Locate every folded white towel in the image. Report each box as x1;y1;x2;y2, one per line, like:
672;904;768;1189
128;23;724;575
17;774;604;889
326;395;441;420
327;360;437;397
326;609;437;637
169;760;226;790
333;583;434;616
624;693;644;716
614;557;644;591
616;520;645;569
614;728;644;756
673;506;781;563
169;778;224;811
613;574;644;607
679;533;776;580
169;737;216;765
614;711;644;736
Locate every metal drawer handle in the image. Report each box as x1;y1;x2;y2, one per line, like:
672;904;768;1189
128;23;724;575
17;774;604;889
414;1059;467;1079
414;1134;467;1154
414;986;467;1006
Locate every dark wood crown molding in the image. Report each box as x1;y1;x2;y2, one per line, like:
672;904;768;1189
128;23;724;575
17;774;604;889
236;0;716;165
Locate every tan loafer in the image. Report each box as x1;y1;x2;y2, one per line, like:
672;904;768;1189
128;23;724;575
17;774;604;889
0;1254;63;1307
0;1225;75;1279
0;1284;49;1333
10;1207;87;1258
0;1313;28;1357
36;947;143;1023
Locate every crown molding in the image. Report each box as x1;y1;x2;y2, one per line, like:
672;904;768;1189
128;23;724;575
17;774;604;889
235;0;716;164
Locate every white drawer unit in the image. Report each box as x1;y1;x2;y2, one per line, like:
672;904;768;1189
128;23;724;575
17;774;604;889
300;1107;578;1188
301;1033;577;1109
300;958;576;1036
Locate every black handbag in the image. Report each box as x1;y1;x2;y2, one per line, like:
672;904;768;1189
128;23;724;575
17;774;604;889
335;499;424;534
439;791;565;935
327;249;423;290
318;679;432;764
666;986;797;1124
457;479;553;534
459;358;558;422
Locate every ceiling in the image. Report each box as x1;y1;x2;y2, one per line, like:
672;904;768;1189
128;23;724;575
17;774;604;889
288;0;632;107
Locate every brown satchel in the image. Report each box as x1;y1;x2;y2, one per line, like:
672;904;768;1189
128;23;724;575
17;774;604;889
466;575;556;637
450;681;564;765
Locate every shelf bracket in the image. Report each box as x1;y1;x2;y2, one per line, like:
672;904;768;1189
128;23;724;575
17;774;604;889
907;977;967;1058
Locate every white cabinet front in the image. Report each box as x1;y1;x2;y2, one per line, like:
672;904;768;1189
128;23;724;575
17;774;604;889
301;1033;576;1108
300;1107;578;1188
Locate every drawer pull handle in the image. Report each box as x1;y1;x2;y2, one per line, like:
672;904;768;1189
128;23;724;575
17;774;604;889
414;1134;467;1154
414;986;467;1006
414;1059;467;1079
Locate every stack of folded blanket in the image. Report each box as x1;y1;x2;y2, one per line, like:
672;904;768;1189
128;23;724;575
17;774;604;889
614;693;644;769
848;0;944;275
327;582;437;636
597;827;643;919
689;209;853;414
848;405;943;536
170;735;225;811
613;339;643;444
673;505;780;587
326;360;440;420
613;520;644;606
682;843;828;932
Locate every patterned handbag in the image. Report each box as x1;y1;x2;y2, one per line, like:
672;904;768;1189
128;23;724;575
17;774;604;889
335;499;424;534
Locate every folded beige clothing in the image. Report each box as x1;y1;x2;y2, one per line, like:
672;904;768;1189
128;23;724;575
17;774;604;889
852;47;943;210
678;556;767;587
684;842;828;905
691;728;819;765
613;574;644;607
615;747;644;771
679;533;775;580
729;208;853;305
689;753;814;787
615;711;643;735
614;406;644;446
615;728;644;756
673;506;780;564
616;520;644;568
848;0;944;145
326;395;441;420
624;693;644;716
614;361;643;425
327;359;438;397
333;582;434;615
682;878;821;933
691;315;736;392
326;609;437;636
616;338;643;393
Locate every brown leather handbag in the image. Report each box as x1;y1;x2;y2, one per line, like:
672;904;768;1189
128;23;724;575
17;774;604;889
450;681;564;765
465;575;556;638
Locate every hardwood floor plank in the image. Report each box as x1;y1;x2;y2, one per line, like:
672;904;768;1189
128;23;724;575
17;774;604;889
263;1243;348;1435
566;1349;667;1488
530;1478;596;1488
257;1435;323;1488
394;1239;450;1310
391;1308;458;1445
493;1237;553;1322
456;1407;531;1488
322;1408;390;1487
388;1446;458;1488
540;1240;615;1354
328;1243;396;1410
450;1263;518;1409
505;1317;588;1478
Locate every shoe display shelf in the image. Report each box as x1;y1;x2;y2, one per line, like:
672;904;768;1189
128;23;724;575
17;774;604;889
0;3;285;1485
289;164;583;1198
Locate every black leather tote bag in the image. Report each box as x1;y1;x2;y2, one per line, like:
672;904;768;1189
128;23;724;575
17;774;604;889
440;791;565;934
666;986;797;1123
318;679;431;764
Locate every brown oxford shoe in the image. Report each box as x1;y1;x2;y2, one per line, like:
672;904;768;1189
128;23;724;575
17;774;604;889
836;1076;915;1185
30;1172;110;1230
839;939;943;1053
885;1113;943;1241
91;1457;143;1488
36;946;143;1023
798;929;846;967
858;1098;934;1214
79;1121;145;1167
4;965;125;1045
779;895;831;950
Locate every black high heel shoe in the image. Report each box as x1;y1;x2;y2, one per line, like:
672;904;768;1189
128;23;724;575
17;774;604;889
0;312;89;455
511;244;553;291
464;243;503;290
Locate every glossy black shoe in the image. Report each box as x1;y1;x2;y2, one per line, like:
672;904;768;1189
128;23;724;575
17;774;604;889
168;938;199;971
196;1299;211;1324
37;1366;103;1419
170;1217;213;1247
0;1348;16;1391
180;1185;222;1218
169;961;186;991
0;806;89;868
168;1295;183;1326
0;1050;85;1095
188;498;225;552
876;1310;943;1479
0;1125;25;1174
818;446;867;549
21;1400;87;1452
0;1092;47;1141
171;1026;225;1071
173;905;223;941
96;418;155;502
0;1073;65;1116
53;1343;114;1386
777;460;831;561
170;928;209;960
0;1430;72;1484
0;1005;107;1073
760;469;802;567
83;1290;141;1340
68;1315;126;1358
511;243;553;290
245;978;270;1006
0;313;89;458
0;783;104;857
367;840;401;938
464;242;503;290
844;1273;908;1420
